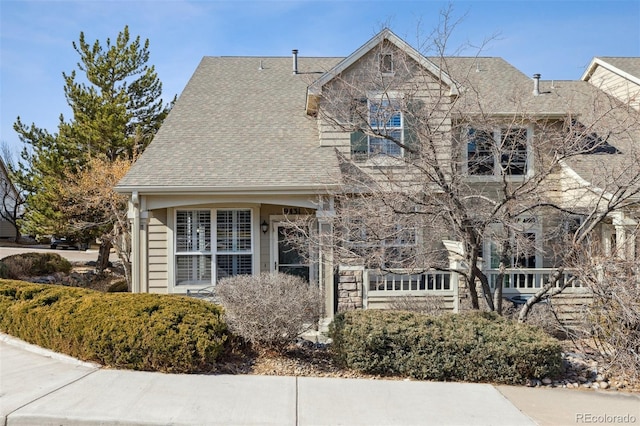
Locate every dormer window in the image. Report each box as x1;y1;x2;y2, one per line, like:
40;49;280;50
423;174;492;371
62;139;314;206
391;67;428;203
379;53;394;74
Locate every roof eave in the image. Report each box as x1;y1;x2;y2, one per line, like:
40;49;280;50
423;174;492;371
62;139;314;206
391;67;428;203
114;184;340;196
582;57;640;86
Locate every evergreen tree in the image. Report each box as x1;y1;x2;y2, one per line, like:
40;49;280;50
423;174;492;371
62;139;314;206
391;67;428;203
13;26;173;272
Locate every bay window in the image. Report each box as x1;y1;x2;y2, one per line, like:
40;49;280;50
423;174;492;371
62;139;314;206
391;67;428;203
175;208;253;287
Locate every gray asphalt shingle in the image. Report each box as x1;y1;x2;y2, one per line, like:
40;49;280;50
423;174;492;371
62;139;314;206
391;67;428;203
117;49;639;195
118;56;342;190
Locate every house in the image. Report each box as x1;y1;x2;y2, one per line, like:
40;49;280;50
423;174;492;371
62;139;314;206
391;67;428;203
116;29;640;319
0;158;21;240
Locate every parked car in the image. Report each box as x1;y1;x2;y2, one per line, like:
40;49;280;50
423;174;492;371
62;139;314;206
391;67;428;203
50;236;89;251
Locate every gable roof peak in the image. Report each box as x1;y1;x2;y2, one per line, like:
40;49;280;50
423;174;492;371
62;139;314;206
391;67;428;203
306;28;459;114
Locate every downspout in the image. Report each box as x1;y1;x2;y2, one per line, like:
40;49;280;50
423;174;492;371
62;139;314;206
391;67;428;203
131;191;140;293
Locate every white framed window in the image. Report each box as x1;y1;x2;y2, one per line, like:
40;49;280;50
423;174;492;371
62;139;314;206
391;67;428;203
175;210;211;286
465;126;531;177
174;208;253;287
216;209;253;278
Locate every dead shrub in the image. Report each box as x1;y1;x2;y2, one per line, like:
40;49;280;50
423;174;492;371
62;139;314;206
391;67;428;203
215;272;323;351
584;272;640;384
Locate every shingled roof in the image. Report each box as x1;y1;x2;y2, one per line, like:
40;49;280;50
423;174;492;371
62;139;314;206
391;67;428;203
117;31;638;199
117;56;342;193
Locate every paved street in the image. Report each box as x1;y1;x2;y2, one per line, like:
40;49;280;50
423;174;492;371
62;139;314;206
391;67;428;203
0;244;118;264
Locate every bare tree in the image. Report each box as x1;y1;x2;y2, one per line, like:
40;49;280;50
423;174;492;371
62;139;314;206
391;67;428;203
58;156;133;284
291;11;640;320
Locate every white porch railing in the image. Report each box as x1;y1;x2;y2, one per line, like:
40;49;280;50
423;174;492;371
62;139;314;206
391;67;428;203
486;268;581;293
367;270;452;293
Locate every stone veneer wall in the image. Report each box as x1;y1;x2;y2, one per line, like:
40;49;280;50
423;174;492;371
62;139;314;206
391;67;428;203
337;268;364;312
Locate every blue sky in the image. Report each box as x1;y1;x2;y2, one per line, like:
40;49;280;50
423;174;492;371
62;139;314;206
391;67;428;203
1;0;639;155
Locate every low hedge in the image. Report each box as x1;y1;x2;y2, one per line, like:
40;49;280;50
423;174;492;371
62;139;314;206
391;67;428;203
0;280;228;373
0;252;72;278
329;310;562;384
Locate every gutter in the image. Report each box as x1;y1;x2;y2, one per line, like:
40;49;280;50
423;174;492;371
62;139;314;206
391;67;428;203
114;184;341;195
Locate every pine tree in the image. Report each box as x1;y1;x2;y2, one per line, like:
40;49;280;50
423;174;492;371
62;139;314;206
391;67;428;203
13;26;173;273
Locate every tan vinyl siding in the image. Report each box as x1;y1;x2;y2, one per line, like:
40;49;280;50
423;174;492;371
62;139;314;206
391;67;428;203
366;294;456;311
549;288;593;327
318;47;454;169
148;209;168;293
589;66;640;109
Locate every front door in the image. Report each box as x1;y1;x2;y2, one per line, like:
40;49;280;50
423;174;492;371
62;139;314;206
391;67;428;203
272;222;310;281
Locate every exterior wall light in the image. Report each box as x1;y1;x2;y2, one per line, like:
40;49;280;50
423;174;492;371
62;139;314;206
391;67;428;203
261;220;269;234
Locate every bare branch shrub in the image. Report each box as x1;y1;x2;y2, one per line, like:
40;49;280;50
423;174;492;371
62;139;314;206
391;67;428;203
570;241;640;383
503;299;568;339
215;272;323;351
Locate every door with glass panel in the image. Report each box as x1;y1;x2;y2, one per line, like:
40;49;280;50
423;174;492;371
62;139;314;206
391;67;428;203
272;223;309;281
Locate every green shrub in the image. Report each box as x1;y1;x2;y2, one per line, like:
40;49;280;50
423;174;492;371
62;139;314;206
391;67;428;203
329;310;562;384
0;280;228;373
1;252;72;278
0;262;10;279
215;272;323;351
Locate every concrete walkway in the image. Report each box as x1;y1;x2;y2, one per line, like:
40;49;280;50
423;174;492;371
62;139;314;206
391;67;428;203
1;334;638;426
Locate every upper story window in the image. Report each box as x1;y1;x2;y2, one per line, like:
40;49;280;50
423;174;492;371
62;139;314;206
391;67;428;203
351;98;404;160
466;127;530;177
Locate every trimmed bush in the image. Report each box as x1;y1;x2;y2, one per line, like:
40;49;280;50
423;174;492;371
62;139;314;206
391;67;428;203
0;252;72;278
0;280;228;373
329;310;562;384
215;272;323;350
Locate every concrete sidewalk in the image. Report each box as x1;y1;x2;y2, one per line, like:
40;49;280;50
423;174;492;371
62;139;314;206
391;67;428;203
1;334;638;426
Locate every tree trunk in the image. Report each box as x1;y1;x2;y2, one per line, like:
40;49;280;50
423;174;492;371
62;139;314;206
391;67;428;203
493;261;507;315
518;269;571;322
467;275;480;309
475;269;495;311
12;226;21;244
96;239;112;273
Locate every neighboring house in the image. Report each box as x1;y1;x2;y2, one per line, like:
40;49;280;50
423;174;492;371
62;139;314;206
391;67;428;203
0;158;21;240
116;29;639;319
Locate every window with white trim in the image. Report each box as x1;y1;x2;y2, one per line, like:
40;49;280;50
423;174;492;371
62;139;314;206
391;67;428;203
369;99;403;157
175;210;212;285
175;209;253;286
216;210;253;278
351;98;404;160
466;127;530;176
